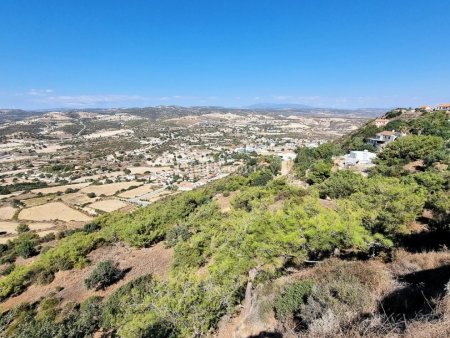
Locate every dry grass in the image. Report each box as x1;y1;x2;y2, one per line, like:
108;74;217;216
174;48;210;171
61;192;95;206
0;242;173;312
23;194;55;207
80;181;142;196
18;202;92;222
390;250;450;277
313;259;392;297
88;199;129;212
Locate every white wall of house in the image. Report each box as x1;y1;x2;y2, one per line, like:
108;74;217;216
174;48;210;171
344;150;376;166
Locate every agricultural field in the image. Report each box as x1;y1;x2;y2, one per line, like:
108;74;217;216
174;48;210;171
88;199;129;212
0;221;20;234
0;206;16;220
80;181;143;196
18;202;92;222
118;184;159;198
32;183;91;195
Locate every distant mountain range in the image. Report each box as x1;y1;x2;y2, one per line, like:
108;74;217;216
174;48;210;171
246;103;314;110
0;105;388;122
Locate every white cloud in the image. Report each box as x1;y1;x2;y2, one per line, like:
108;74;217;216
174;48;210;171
34;94;147;107
23;89;220;108
28;89;54;96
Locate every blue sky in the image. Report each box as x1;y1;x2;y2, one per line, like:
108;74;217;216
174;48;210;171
1;0;449;109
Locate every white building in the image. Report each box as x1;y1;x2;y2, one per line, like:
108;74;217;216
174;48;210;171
367;130;403;148
436;103;450;111
344;150;376;166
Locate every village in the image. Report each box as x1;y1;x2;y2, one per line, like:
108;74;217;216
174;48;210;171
1;103;448;244
0;107;369;244
337;104;450;172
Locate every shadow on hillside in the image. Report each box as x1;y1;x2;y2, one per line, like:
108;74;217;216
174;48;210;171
399;230;450;253
247;331;283;338
379;264;450;320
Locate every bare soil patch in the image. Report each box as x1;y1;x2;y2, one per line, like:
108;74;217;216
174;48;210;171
126;166;153;175
18;202;92;222
72;171;124;184
61;192;94;206
88;199;129;212
84;129;133;139
0;242;173;311
118;185;159;198
80;181;143;196
0;206;16;220
319;198;337;210
403;159;425;173
0;221;19;234
214;191;239;213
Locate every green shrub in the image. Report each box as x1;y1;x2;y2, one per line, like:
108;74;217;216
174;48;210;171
41;233;56;242
385;110;402;118
165;224;191;247
1;263;15;276
248;169;273;186
85;260;122;290
275;280;314;320
16;223;30;234
34;268;55;285
295;142;341;178
83;222;100;233
14;234;38;258
377;135;445;166
349;176;426;237
318;170;367;198
306;160;333;184
101;274;156;329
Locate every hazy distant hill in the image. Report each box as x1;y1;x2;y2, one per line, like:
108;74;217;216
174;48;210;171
246;102;314;110
0;105;386;123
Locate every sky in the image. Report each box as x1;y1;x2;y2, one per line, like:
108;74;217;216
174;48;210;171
0;0;449;109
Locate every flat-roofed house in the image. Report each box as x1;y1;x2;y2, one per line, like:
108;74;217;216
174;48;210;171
344;150;376;166
367;130;403;149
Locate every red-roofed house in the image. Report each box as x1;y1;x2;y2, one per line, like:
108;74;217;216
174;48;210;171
436;103;450;111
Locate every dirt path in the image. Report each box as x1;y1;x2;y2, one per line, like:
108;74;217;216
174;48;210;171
215;267;276;338
1;242;173;312
280;159;294;176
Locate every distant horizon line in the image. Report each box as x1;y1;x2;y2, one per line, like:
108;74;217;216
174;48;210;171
0;104;395;112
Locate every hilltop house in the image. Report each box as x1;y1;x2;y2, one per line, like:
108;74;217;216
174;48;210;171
373;118;389;128
344;150;376;166
436;103;450;111
367;130;403;149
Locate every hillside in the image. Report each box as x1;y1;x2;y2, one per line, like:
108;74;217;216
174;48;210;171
0;110;448;337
